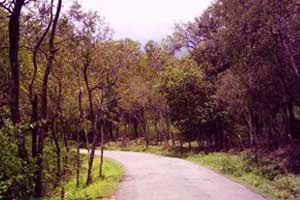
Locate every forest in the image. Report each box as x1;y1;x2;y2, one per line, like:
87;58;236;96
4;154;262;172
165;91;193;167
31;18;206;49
1;0;300;199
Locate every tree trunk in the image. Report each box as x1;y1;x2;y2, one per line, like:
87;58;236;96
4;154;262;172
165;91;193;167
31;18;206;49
77;88;84;187
86;134;98;185
76;130;80;187
133;119;138;139
288;101;299;140
29;4;52;159
85;129;90;155
180;137;183;151
51;119;61;187
8;0;28;160
85;116;97;185
166;107;175;147
144;119;149;148
124;122;127;143
83;45;98;185
34;0;62;196
57;80;68;154
247;111;259;163
116;126;119;139
99;123;104;177
109;121;113;141
31;94;38;158
155;118;159;145
197;128;202;149
188;139;192;152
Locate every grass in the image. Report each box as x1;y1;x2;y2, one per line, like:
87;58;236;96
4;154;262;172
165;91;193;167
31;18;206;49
107;144;177;156
106;142;187;158
187;152;300;200
49;154;124;200
105;142;300;200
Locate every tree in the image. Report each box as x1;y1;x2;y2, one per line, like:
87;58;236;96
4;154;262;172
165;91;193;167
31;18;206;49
158;59;221;150
0;0;34;160
34;0;62;196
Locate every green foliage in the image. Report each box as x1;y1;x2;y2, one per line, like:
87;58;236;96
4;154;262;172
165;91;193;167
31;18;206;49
48;155;124;200
0;122;35;199
158;61;219;140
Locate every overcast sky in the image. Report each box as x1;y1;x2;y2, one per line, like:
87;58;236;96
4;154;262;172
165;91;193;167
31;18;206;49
66;0;214;45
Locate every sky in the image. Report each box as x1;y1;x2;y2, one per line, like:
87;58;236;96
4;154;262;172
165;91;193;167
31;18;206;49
66;0;214;45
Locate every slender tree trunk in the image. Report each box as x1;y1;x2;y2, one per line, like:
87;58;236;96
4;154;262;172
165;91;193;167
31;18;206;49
31;94;38;158
62;125;69;152
123;122;127;144
270;117;280;149
51;119;61;187
57;80;67;198
288;101;299;140
83;49;98;185
76;130;80;187
85;129;90;155
155;117;159;145
34;0;62;196
116;126;119;139
99;122;104;177
109;122;113;141
29;6;52;159
197;128;202;149
166;107;175;147
61;187;64;200
214;131;219;152
86;134;98;185
188;139;192;152
133;119;138;139
86;120;97;185
77;88;84;187
248;111;259;163
143;121;149;148
180;137;183;151
139;113;149;148
158;114;169;148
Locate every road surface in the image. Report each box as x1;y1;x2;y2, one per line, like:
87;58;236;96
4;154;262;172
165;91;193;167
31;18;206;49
81;150;268;200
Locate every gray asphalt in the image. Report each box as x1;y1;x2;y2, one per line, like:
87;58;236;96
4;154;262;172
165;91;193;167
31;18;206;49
82;150;268;200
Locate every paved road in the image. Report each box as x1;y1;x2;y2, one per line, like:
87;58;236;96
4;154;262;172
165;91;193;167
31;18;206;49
82;150;268;200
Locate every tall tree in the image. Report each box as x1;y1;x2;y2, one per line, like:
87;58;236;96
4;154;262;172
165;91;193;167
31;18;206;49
34;0;62;196
0;0;31;160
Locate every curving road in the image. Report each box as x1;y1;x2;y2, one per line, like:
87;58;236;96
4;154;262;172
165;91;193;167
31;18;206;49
81;150;268;200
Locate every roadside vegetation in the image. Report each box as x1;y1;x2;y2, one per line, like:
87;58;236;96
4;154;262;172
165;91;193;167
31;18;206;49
49;154;123;200
188;153;300;200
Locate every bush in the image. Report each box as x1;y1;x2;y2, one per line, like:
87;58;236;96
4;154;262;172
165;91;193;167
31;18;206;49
274;175;300;200
0;122;35;199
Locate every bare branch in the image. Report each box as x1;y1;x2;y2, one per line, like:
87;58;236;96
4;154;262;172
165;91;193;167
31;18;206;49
0;1;13;13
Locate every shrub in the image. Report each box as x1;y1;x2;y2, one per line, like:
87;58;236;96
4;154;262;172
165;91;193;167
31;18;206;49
0;122;35;199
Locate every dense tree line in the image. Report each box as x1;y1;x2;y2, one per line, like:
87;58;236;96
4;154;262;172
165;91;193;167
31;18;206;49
168;0;300;150
1;0;300;198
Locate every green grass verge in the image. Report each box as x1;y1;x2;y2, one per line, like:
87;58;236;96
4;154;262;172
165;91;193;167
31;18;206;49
106;144;186;158
105;143;300;200
187;152;300;200
49;154;124;200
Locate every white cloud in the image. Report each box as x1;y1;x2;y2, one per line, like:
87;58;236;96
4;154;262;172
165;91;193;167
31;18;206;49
66;0;213;44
